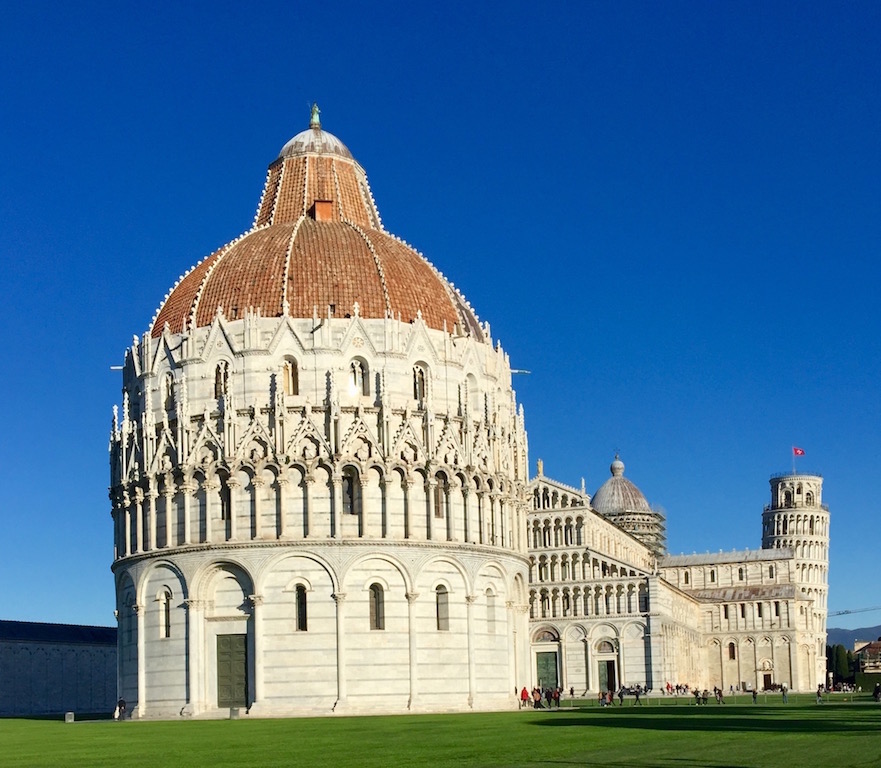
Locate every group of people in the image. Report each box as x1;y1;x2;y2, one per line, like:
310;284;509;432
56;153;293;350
520;686;563;709
596;684;647;706
692;688;725;705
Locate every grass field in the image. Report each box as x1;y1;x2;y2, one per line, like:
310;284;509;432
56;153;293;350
3;697;879;768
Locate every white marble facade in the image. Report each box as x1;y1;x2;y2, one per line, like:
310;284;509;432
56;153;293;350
109;115;828;719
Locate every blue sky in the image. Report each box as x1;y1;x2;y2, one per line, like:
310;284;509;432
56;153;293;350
1;1;878;631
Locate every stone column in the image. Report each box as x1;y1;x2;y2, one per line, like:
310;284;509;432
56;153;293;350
203;478;216;543
227;477;240;540
461;485;471;543
251;475;264;541
787;640;797;691
161;488;174;548
303;475;314;538
465;594;477;708
406;592;420;710
147;484;157;552
183;599;203;716
277;476;289;539
181;479;196;545
382;477;397;539
117;491;132;557
134;488;145;554
135;603;146;717
249;595;264;707
403;479;413;539
447;479;458;541
331;473;342;539
498;497;506;548
583;638;591;692
617;638;625;687
360;478;371;538
515;603;530;693
123;490;133;556
332;593;347;710
425;477;437;541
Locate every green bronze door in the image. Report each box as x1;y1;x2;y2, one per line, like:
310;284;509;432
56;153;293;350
217;634;248;708
598;660;616;693
536;651;559;689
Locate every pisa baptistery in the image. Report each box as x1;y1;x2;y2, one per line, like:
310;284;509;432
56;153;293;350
109;107;531;718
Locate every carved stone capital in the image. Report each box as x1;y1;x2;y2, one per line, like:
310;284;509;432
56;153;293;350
332;592;347;604
405;592;420;604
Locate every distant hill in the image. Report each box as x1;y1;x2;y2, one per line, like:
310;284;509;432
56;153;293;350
827;624;881;648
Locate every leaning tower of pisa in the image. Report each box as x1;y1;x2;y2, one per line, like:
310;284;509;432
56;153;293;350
761;472;829;689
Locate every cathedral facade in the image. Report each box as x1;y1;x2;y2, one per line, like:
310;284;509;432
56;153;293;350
108;111;827;718
528;461;829;694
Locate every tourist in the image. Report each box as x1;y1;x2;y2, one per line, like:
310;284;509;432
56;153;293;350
520;687;529;709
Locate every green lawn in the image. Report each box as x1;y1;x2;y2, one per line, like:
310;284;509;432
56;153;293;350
3;698;879;768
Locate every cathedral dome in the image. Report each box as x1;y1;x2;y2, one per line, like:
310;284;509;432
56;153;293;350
150;108;482;340
590;456;652;516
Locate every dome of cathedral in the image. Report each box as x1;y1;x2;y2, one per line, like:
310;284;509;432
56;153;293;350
590;456;652;516
150;108;482;340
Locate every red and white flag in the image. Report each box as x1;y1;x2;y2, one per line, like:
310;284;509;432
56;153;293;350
792;447;805;456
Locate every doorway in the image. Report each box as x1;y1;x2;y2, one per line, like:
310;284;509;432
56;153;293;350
536;651;559;689
598;659;616;692
217;634;248;708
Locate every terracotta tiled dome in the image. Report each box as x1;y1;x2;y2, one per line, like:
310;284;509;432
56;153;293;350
151;109;482;339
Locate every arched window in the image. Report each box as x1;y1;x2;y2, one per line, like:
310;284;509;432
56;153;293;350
436;585;449;631
295;584;308;631
214;362;229;398
683;571;690;585
158;589;172;639
738;567;745;581
769;565;775;579
349;359;369;396
342;468;360;516
283;359;299;396
369;583;384;630
806;491;814;506
728;642;736;660
709;569;716;584
486;589;496;634
413;364;428;407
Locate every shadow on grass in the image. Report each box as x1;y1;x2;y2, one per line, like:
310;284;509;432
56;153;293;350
531;704;880;735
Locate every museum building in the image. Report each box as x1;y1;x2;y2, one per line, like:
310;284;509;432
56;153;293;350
108;110;828;718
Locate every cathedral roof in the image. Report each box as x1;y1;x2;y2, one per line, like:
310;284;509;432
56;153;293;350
590;456;652;516
150;107;483;340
